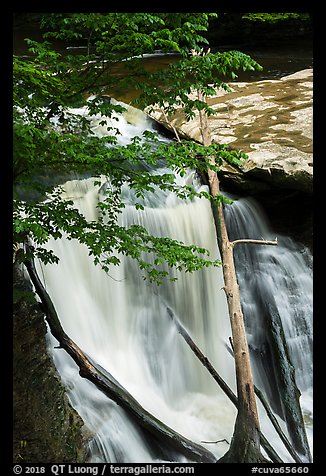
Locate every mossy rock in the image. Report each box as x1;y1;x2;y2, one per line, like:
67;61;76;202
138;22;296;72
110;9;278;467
13;266;89;463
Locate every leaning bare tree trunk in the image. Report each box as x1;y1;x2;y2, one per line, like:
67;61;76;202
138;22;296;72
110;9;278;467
212;174;266;462
197;89;267;462
24;245;217;463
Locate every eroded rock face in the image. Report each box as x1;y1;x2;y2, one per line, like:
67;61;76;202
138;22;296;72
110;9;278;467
13;266;89;463
148;69;313;194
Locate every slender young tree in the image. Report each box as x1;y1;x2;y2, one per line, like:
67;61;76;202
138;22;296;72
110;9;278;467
154;48;267;462
14;13;263;278
158;47;311;463
194;70;265;463
14;13;289;463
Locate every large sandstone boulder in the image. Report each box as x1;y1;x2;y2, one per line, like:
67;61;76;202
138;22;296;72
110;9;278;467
147;69;313;194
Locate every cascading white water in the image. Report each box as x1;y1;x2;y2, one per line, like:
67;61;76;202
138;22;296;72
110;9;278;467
35;102;312;463
223;195;313;458
42;172;237;463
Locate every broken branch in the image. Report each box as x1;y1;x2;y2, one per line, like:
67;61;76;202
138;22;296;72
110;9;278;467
230;238;278;248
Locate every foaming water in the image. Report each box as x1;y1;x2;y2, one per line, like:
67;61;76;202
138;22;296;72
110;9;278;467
34;103;312;462
40;172;237;462
224;195;313;458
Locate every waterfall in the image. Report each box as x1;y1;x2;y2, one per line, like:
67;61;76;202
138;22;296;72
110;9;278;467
34;102;312;463
224;195;313;459
40;172;237;463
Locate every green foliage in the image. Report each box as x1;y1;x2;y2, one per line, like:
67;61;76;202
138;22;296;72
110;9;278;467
40;13;216;56
13;13;262;283
241;13;310;23
134;50;262;117
13;288;37;305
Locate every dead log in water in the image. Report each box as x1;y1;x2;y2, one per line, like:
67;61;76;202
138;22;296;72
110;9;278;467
24;248;217;463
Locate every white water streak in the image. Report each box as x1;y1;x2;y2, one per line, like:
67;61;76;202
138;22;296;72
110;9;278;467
35;104;312;463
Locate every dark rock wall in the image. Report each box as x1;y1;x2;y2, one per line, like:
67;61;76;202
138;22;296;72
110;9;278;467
205;13;312;48
13;266;89;463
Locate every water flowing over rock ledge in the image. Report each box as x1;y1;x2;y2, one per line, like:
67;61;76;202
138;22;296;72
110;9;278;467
147;69;313;194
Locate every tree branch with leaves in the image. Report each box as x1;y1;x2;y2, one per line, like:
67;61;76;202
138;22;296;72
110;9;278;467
13;12;311;463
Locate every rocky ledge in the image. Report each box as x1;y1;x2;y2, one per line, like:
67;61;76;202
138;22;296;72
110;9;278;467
148;69;313;194
13;266;89;463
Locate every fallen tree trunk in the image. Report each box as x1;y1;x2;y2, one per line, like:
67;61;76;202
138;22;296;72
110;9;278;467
166;306;283;463
24;247;217;463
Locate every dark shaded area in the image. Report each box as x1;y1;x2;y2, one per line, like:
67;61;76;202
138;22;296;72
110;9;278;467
206;13;312;49
252;281;311;461
13;13;313;66
255;190;313;252
220;182;313;252
13;266;88;463
12;12;313;463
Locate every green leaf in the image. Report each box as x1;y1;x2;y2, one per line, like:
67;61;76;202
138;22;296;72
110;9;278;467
13;12;264;284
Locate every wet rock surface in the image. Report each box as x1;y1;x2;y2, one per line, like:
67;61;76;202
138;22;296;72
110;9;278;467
13;266;89;463
148;69;313;194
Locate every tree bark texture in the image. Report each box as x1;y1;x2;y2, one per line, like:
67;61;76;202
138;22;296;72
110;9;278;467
200;110;310;461
197;88;265;462
213;192;264;462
